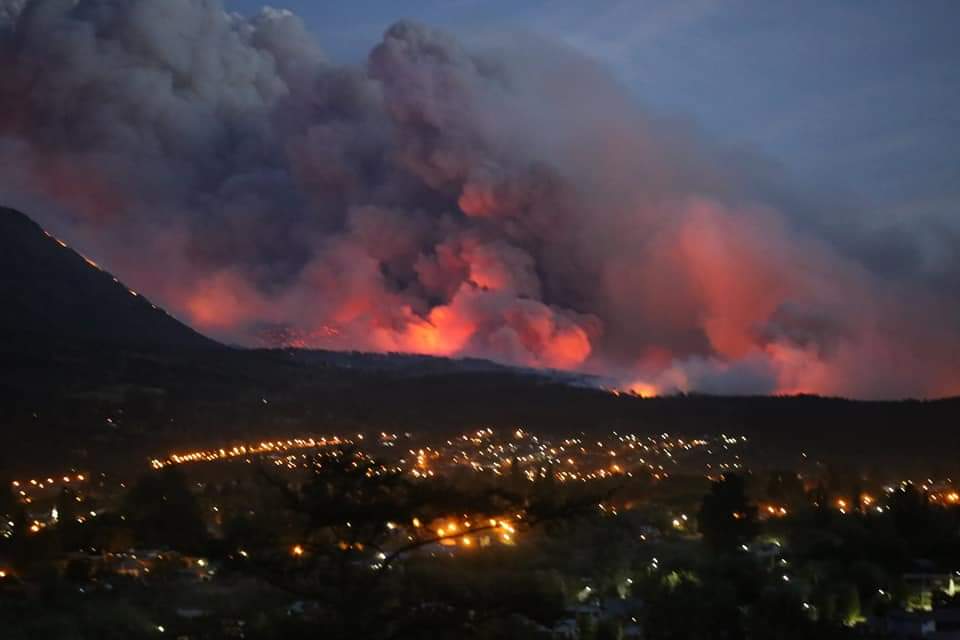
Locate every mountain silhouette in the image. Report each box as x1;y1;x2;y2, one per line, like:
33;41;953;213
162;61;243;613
0;206;217;350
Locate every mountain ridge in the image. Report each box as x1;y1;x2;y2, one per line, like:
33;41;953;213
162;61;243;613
0;206;219;351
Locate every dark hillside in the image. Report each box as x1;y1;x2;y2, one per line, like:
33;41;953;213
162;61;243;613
0;206;218;350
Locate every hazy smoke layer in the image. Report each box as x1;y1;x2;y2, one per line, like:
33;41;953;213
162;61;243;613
1;0;957;398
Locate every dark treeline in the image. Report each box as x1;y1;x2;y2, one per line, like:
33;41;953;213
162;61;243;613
2;335;959;476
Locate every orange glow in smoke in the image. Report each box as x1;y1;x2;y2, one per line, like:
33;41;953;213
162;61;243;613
373;304;476;357
677;203;792;360
541;325;592;369
629;381;659;398
184;273;265;331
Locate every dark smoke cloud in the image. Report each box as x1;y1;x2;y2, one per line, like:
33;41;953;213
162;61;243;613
1;0;957;399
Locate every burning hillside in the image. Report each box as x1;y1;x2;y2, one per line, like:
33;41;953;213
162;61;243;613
0;1;957;398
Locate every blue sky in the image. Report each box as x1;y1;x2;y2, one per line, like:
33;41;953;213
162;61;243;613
225;0;959;231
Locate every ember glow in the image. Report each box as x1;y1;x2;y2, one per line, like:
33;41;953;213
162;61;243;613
0;0;958;398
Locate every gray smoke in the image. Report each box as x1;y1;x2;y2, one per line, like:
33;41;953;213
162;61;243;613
1;0;957;399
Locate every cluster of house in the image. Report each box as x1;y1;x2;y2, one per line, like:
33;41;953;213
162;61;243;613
63;548;216;582
870;572;960;639
550;596;645;640
873;607;960;639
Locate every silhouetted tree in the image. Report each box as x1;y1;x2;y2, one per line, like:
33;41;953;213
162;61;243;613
0;474;16;519
765;470;806;507
230;447;609;640
644;574;742;640
698;474;758;552
123;467;207;552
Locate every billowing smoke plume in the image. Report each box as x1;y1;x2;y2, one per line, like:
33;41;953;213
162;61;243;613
1;0;957;398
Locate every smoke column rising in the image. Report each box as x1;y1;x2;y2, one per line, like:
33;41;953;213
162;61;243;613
0;0;957;399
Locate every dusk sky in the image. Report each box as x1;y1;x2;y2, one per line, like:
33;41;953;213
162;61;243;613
225;0;960;226
1;0;958;399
